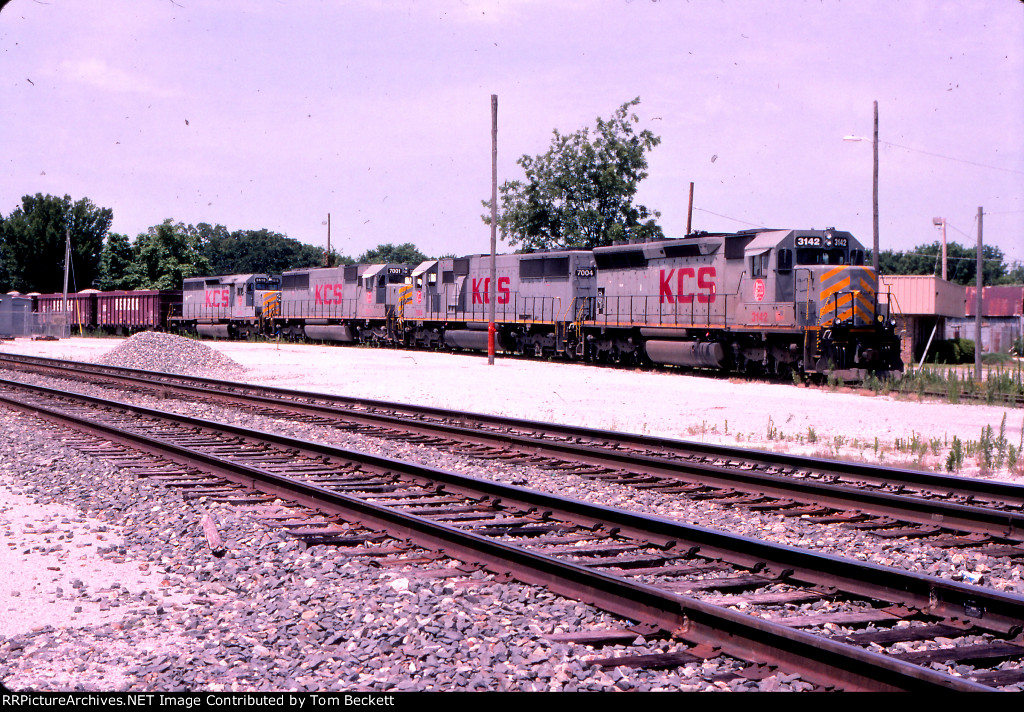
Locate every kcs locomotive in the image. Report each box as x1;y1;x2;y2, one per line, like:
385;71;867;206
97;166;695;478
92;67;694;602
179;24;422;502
168;227;903;380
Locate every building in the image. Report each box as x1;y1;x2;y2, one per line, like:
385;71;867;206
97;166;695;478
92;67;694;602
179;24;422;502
946;285;1024;353
0;293;34;338
878;276;966;366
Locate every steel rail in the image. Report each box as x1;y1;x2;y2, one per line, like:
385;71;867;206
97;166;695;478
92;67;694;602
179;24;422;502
2;352;1020;503
2;355;1023;540
0;380;1019;690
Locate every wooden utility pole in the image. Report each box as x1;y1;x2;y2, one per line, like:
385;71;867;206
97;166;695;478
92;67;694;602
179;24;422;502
488;94;498;365
62;227;71;338
872;100;879;274
686;182;694;235
975;206;983;380
325;213;331;267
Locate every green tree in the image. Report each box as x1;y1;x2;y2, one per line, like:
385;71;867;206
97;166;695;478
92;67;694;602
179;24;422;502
128;220;211;289
95;232;135;290
201;226;323;275
876;240;1016;285
0;194;111;293
485;98;663;251
357;242;428;264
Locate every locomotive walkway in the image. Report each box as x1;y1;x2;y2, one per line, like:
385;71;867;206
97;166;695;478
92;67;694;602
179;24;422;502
0;371;1022;690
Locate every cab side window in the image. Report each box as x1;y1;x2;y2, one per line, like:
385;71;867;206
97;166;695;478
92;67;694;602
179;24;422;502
750;252;769;278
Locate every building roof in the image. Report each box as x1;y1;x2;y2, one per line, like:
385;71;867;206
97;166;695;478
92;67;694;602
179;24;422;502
964;286;1024;317
878;275;966;317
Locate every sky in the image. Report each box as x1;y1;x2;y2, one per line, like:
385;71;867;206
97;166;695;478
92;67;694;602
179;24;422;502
2;0;1022;268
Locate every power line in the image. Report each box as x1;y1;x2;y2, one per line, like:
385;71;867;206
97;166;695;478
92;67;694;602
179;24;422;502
692;207;767;229
879;140;1024;176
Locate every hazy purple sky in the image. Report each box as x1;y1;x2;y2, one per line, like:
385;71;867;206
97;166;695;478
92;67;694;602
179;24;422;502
3;1;1022;266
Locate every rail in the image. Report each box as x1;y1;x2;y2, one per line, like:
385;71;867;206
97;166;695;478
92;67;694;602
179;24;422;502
0;377;1015;691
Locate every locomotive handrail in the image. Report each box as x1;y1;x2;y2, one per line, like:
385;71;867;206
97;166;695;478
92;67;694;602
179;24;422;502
277;298;359;320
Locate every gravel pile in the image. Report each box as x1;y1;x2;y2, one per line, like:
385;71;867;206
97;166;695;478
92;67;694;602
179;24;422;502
93;332;247;378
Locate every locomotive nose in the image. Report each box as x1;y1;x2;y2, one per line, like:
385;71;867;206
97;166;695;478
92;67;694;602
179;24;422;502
818;265;877;327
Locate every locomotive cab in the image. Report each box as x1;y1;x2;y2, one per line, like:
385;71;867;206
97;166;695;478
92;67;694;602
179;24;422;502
760;229;899;378
355;263;413;344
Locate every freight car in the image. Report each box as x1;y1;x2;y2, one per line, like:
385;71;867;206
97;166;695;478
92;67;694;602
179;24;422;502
96;290;182;334
235;227;901;380
30;289;182;335
34;290;98;332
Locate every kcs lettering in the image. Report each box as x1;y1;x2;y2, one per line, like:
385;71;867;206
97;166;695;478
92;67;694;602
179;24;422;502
471;277;510;305
659;267;716;304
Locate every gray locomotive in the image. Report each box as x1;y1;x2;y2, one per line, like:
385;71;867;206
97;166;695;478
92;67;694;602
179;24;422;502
173;228;902;380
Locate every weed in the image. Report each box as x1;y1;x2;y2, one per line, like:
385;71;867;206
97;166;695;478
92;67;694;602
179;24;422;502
946;436;964;473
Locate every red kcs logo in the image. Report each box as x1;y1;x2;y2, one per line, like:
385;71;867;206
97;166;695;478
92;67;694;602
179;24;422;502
659;267;716;304
753;279;765;302
471;277;510;305
205;289;229;307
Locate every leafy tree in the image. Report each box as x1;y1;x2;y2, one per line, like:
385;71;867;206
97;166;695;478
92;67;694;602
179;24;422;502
357;243;428;264
876;240;1019;286
484;98;663;251
127;220;211;289
95;232;135;290
0;194;111;293
201;225;330;275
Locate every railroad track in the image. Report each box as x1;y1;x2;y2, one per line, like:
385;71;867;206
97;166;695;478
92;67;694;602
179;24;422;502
2;353;1024;554
0;376;1023;690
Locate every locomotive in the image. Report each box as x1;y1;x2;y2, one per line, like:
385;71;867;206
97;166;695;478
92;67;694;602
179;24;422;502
168;227;903;380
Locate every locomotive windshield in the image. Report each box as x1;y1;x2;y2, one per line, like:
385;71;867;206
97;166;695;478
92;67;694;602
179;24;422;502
796;247;848;266
793;233;856;266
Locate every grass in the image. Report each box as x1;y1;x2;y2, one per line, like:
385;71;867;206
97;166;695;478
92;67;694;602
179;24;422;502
743;412;1024;479
881;360;1024;405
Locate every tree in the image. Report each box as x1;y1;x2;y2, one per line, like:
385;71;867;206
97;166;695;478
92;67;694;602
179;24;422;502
876;240;1019;286
357;243;428;264
127;220;211;289
0;194;111;293
485;98;663;251
95;232;135;290
201;225;330;275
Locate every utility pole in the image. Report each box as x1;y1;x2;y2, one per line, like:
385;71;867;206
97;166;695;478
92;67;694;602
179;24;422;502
975;207;983;380
686;182;694;235
872;100;879;274
325;213;331;267
488;94;498;366
62;227;71;338
932;217;947;281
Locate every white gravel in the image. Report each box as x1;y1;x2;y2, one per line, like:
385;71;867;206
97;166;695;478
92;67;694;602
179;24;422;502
0;480;190;638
